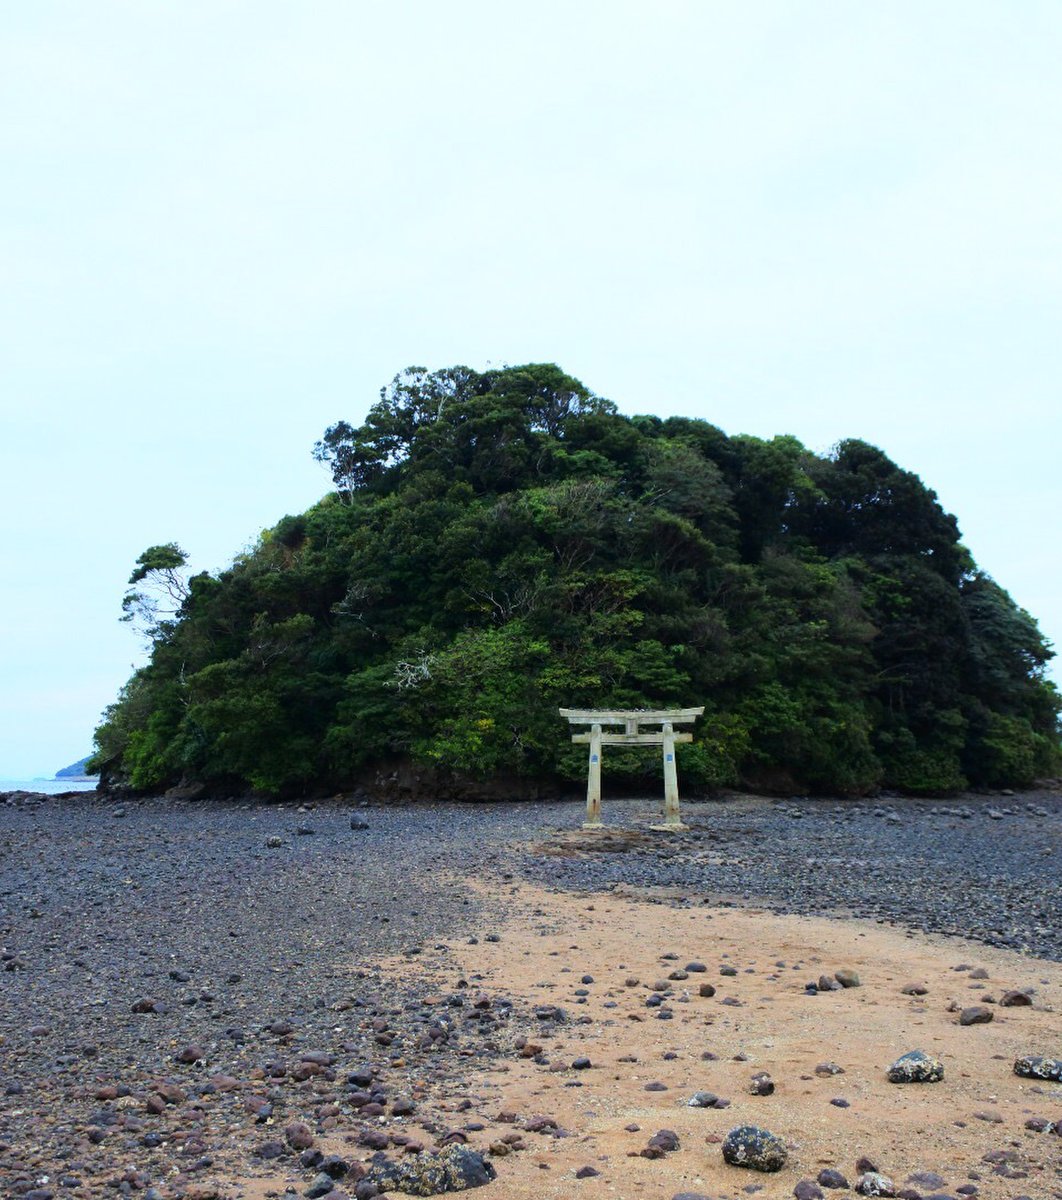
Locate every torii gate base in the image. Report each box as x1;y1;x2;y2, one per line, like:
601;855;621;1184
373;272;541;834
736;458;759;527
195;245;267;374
559;707;705;831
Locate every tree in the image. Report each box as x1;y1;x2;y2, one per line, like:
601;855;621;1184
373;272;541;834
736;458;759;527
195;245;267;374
121;543;191;641
92;365;1061;797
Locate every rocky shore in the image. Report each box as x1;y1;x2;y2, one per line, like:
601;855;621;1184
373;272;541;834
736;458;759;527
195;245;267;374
0;788;1059;1200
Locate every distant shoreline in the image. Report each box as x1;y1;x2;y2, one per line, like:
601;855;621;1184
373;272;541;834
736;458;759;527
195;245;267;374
0;778;98;794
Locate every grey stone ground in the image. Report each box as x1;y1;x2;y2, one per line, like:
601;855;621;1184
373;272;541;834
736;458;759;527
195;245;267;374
0;787;1058;1193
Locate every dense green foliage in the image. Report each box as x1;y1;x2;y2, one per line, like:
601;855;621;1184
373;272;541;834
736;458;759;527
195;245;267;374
92;364;1060;797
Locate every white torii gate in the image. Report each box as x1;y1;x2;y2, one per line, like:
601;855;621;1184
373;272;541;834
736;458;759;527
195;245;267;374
559;707;705;831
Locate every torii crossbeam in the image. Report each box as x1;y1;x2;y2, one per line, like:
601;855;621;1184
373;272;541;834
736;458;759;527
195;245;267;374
559;707;705;831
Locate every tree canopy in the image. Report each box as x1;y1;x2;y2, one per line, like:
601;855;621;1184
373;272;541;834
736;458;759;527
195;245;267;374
91;364;1060;798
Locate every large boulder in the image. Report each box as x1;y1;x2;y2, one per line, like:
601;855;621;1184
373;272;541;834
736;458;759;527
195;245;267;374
361;1145;496;1195
721;1125;788;1172
1014;1054;1062;1082
886;1050;944;1083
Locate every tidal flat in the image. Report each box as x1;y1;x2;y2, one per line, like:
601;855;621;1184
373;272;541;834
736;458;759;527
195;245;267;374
1;789;1059;1198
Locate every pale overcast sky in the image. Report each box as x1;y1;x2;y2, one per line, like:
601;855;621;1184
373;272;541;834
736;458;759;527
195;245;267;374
2;2;1060;777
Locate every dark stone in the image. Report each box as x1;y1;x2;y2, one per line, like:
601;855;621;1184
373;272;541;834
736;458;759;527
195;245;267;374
286;1122;315;1151
792;1180;825;1200
721;1125;788;1172
1013;1054;1062;1082
361;1145;496;1194
959;1006;993;1026
855;1173;895;1197
817;1169;848;1189
646;1129;680;1154
887;1051;944;1083
906;1173;945;1189
575;1166;600;1179
794;1181;825;1199
999;990;1032;1007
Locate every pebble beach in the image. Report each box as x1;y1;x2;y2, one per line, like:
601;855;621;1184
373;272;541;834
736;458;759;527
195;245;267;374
1;788;1059;1200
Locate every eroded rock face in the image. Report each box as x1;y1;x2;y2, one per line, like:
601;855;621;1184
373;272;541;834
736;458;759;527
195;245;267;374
361;1145;496;1195
721;1125;788;1172
886;1050;944;1083
1014;1054;1062;1082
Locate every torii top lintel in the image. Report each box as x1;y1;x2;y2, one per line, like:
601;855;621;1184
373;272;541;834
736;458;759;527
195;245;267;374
559;707;704;726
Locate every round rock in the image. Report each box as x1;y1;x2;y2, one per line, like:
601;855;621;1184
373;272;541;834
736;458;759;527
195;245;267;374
959;1005;993;1025
886;1050;944;1083
721;1125;788;1172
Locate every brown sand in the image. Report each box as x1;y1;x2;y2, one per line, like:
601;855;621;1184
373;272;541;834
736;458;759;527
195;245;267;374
231;874;1062;1200
361;877;1061;1199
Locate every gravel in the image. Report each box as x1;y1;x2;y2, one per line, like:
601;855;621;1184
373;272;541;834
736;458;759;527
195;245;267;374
514;790;1062;960
0;784;1059;1192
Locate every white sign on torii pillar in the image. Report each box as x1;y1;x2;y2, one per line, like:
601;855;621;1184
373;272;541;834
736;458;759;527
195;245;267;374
559;707;705;831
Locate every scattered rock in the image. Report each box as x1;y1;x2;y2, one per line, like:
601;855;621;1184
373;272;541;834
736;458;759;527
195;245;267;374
749;1072;775;1095
817;1168;848;1189
959;1005;993;1026
721;1125;788;1172
999;990;1032;1007
304;1173;335;1199
642;1129;680;1157
286;1121;315;1151
855;1172;895;1197
887;1051;944;1083
834;969;861;988
1014;1054;1062;1081
794;1181;825;1200
906;1172;946;1189
361;1144;496;1194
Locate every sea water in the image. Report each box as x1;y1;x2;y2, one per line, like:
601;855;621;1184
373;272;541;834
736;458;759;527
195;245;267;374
0;778;99;794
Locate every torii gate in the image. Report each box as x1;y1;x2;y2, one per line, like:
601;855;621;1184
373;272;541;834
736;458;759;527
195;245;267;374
559;707;705;831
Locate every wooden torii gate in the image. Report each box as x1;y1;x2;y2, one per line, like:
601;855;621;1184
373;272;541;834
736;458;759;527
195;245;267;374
559;707;705;831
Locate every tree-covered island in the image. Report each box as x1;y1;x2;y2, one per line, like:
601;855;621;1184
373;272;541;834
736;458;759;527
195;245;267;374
91;364;1060;799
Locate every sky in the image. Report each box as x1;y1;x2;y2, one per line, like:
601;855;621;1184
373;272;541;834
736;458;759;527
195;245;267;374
2;1;1060;777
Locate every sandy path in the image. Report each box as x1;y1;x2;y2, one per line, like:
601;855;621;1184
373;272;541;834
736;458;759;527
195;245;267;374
356;877;1062;1199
